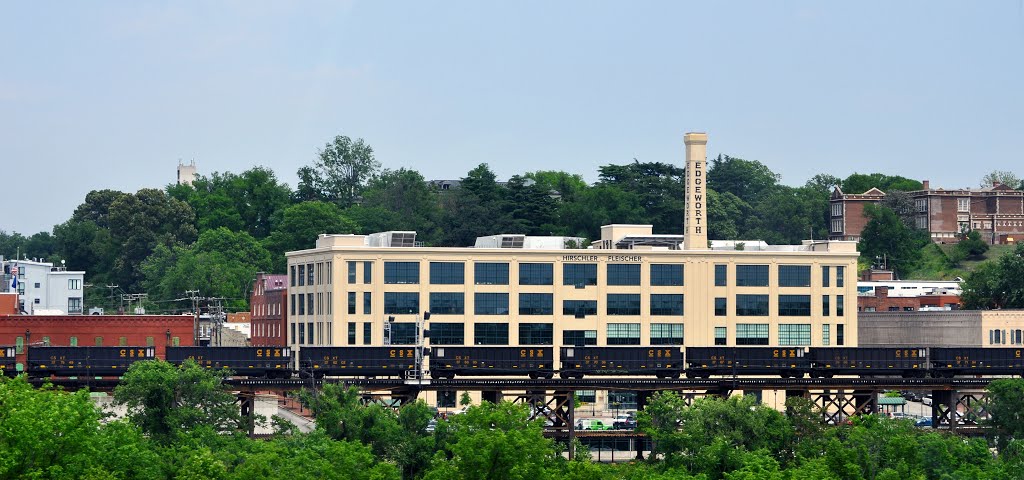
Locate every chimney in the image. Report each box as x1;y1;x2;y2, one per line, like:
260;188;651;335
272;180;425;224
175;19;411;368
993;181;1002;187
922;180;929;190
683;132;709;251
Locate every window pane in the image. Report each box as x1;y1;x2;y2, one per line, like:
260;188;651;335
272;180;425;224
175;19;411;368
821;266;830;288
519;293;553;315
474;323;509;345
607;264;641;286
474;263;509;285
519;323;553;345
714;327;727;345
650;323;684;345
363;261;373;284
778;265;811;287
388;323;418;344
563;300;598;317
778;295;811;316
385;262;420;284
650;264;684;286
429;292;465;315
607;294;641;315
822;295;830;316
430;262;465;285
563;330;597;346
736;265;769;287
607;323;641;345
563;263;597;287
364;323;372;344
348;323;356;344
348;292;356;314
431;323;465;345
736;323;769;345
384;292;419;314
736;294;769;316
650;294;684;316
778;324;811;346
519;263;553;285
348;261;357;283
837;295;845;316
474;293;509;315
837;266;845;288
714;297;727;316
364;292;372;315
714;264;727;286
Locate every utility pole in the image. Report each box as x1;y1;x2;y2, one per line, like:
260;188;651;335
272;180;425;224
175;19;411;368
185;290;200;344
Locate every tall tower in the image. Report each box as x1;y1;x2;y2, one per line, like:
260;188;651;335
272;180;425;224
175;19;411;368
177;160;197;186
683;132;708;250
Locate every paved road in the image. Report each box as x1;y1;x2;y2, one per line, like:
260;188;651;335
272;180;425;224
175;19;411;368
276;406;316;433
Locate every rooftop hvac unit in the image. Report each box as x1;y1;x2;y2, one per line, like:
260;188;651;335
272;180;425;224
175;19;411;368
366;231;417;247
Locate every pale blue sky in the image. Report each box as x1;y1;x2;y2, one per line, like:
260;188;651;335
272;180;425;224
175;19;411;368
3;1;1023;235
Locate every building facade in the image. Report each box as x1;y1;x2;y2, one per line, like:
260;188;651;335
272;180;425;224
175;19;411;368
830;181;1024;244
1;258;85;315
858;310;1024;348
250;273;288;346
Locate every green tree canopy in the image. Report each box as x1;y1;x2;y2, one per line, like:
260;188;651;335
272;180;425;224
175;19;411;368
857;204;929;277
707;155;780;202
107;188;198;292
297;135;380;207
961;243;1024;309
263;201;359;272
841;173;922;194
169;167;292;239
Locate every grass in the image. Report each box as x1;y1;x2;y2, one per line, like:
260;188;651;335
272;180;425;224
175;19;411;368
902;243;1015;280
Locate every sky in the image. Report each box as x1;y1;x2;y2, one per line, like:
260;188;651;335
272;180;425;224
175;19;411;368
2;1;1023;235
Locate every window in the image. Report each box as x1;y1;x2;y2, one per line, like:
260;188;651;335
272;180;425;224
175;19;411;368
70;336;78;346
68;279;81;290
778;265;811;287
363;261;372;283
307;323;314;344
563;330;597;346
384;292;419;314
429;293;465;315
836;267;845;288
714;297;727;316
736;265;769;287
348;292;356;314
714;264;727;286
348;261;357;283
650;294;684;316
430;323;465;345
576;390;597;403
563;263;597;287
519;293;553;315
290;294;296;316
650;323;684;345
290;266;296;287
607;323;641;345
327;292;333;314
822;295;830;316
831;203;842;216
915;198;927;213
958;197;969;212
364;323;372;344
474;323;509;345
736;324;769;345
474;293;509;315
822;266;830;288
68;297;82;314
307;264;314;285
384;262;420;284
95;336;104;346
146;336;154;347
778;324;811;346
15;336;23;354
298;294;305;315
298;264;305;286
607;264;641;286
650;264;684;286
438;390;457;408
563;300;598;317
736;294;769;316
474;263;509;285
778;295;811;316
327;261;332;284
172;336;180;346
348;323;356;344
837;295;845;316
291;323;296;344
607;294;641;315
831;219;843;233
822;324;830;346
388;323;417;344
430;262;465;284
519;323;553;345
519;263;553;285
837;324;845;345
363;292;372;315
307;294;314;316
714;327;727;345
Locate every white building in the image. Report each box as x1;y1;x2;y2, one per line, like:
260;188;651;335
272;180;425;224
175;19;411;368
0;257;86;315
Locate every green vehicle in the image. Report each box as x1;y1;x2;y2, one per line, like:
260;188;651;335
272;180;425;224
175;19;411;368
576;419;612;431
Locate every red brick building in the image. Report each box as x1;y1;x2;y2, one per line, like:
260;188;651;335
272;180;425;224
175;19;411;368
830;181;1024;244
0;314;195;365
857;286;920;312
250;273;287;346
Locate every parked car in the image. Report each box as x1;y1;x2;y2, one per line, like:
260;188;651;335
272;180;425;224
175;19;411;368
576;419;612;431
613;412;637;430
922;395;933;406
915;417;933;427
901;391;922;402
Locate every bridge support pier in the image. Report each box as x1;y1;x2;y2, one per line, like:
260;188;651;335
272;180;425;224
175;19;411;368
932;390;957;432
238;392;256;438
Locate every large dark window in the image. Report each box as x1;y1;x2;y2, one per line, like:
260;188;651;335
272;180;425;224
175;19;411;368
607;323;641;345
519;323;553;345
384;262;420;284
389;323;418;344
348;323;356;344
650;323;684;345
837;266;845;287
298;264;305;286
290;266;296;287
563;263;597;287
430;323;464;345
430;262;465;285
779;295;811;316
563;300;598;317
837;324;845;345
519;263;553;285
822;295;830;316
736;323;769;345
736;294;769;316
429;293;465;315
778;265;811;287
363;292;372;315
474;293;509;315
822;266;830;288
778;324;811;346
736;265;769;287
714;327;727;345
519;293;553;315
363;323;372;344
363;261;373;284
837;295;845;316
714;264;727;286
474;323;509;345
348;292;356;314
348;261;357;283
714;297;727;316
650;264;684;286
384;292;419;314
474;263;509;285
607;264;641;286
563;330;597;346
607;294;641;316
650;294;684;316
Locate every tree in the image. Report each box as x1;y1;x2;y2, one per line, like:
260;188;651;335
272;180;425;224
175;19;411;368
955;229;990;260
841;173;922;194
524;170;588;201
354;167;442;242
113;359;244;444
106;188;198;293
300;135;380;207
503;175;559;236
857;204;929;277
981;170;1021;189
170;167;292;239
707;155;780;203
597;161;686;235
961;243;1024;309
263;201;359;272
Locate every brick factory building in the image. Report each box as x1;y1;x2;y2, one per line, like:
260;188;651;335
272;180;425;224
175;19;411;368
250;273;288;346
